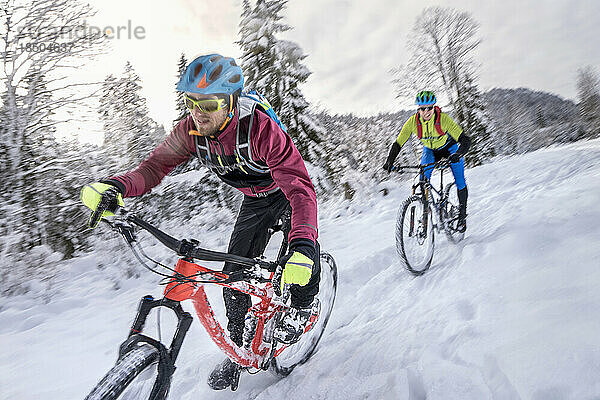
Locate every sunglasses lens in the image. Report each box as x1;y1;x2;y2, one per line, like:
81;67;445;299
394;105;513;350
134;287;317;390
201;100;221;112
419;106;433;111
184;97;224;113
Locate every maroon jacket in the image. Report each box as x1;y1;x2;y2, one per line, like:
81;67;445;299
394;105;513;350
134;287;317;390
110;109;318;243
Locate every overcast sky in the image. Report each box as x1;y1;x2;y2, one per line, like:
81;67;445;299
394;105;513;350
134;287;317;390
80;0;599;138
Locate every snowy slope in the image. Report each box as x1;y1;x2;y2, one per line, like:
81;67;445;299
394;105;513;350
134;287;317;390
2;139;600;400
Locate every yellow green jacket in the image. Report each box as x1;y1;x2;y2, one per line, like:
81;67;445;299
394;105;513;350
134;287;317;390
396;111;463;150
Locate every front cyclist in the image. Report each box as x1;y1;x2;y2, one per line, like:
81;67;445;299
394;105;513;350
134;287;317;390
80;54;320;390
383;91;471;232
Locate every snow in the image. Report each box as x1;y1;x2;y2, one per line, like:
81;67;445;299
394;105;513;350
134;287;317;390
2;139;600;399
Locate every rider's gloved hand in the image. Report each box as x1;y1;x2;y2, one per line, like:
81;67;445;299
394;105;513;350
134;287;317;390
80;182;125;228
274;239;316;296
383;142;401;173
449;152;462;163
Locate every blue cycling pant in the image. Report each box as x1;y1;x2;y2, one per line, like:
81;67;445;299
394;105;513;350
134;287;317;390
420;143;467;190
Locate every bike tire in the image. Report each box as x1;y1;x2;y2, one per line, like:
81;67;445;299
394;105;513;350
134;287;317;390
396;195;435;275
85;343;167;400
442;183;465;244
270;252;338;377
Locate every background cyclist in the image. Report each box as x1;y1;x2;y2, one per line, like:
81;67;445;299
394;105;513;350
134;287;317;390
383;90;471;232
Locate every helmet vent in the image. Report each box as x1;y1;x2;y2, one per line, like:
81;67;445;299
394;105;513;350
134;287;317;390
210;55;222;62
228;74;241;83
209;64;223;81
193;64;203;77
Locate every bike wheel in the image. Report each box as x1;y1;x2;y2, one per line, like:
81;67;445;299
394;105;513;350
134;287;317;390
396;195;435;275
270;252;338;377
442;183;465;244
85;343;167;400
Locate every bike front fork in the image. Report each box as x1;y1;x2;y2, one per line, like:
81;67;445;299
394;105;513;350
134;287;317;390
409;200;430;238
119;295;193;382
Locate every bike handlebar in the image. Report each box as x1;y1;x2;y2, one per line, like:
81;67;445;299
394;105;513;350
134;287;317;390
112;212;278;271
391;160;451;172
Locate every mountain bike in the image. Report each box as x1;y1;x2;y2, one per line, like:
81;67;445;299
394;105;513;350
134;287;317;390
393;160;465;275
84;209;337;399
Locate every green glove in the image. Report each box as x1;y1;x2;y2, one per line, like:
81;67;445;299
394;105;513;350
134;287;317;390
80;182;124;228
280;251;314;294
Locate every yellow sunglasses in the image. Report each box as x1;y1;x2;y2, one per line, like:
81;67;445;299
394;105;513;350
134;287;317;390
184;95;226;113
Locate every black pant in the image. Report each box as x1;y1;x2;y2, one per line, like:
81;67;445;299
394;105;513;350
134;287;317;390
223;189;320;345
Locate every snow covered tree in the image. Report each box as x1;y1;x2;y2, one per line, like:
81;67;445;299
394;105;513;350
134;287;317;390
0;0;104;292
237;0;287;104
168;52;203;175
18;70;56;251
576;66;600;138
1;0;104;182
98;62;165;173
392;7;494;165
455;75;495;165
174;52;188;122
237;0;326;165
483;88;579;154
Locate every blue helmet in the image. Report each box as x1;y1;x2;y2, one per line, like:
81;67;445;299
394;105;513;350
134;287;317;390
177;54;244;95
415;90;436;106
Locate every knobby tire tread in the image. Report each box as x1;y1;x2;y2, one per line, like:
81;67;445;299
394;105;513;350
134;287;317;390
85;343;162;400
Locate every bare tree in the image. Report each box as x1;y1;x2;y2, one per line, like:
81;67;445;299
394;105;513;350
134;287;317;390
576;66;600;138
1;0;104;151
392;7;479;106
0;0;104;275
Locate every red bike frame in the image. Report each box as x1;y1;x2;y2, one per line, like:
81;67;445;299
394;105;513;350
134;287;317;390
164;258;281;369
105;211;318;371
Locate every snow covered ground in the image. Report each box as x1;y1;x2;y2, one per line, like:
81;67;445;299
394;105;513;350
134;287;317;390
2;139;600;400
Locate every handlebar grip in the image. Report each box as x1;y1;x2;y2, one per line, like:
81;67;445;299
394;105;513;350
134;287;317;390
87;208;103;229
87;192;116;228
272;264;284;297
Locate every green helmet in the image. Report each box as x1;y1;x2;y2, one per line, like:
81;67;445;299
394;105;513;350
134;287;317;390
416;90;436;106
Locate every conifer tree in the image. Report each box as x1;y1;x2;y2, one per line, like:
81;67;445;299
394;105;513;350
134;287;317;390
576;66;600;138
237;0;326;164
99;62;163;172
175;53;189;122
455;75;495;165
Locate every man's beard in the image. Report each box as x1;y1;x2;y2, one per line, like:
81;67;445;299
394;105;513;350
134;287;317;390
191;112;223;136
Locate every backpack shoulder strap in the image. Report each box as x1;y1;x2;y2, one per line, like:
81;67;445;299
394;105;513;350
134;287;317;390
415;112;423;139
236;97;270;173
193;134;209;162
434;106;445;136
